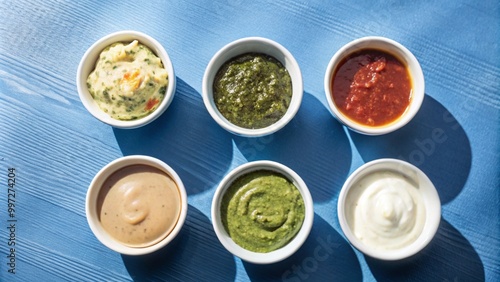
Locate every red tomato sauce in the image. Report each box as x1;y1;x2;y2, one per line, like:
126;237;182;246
331;49;412;126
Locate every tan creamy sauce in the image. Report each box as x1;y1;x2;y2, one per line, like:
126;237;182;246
97;165;181;247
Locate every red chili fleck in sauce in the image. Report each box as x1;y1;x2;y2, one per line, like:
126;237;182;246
145;98;159;111
331;49;412;126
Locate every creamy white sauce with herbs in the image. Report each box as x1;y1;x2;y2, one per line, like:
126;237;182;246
87;40;168;120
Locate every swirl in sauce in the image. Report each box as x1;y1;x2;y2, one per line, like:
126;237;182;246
221;170;305;253
346;170;426;250
97;165;181;248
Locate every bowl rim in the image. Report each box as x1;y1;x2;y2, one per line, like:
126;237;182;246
211;160;314;264
76;30;176;129
85;155;188;256
337;158;441;260
324;36;425;135
202;36;303;137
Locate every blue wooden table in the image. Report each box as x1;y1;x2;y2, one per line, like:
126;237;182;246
1;0;498;281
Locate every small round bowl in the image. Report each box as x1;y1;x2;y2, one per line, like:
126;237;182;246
85;155;187;256
202;37;303;137
77;30;176;129
324;36;424;135
337;158;441;260
211;160;313;264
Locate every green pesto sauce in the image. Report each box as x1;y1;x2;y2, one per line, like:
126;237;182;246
221;170;305;253
213;53;292;129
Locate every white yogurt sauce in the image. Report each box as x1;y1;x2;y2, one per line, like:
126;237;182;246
346;170;426;250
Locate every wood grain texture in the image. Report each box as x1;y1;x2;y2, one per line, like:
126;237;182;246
0;0;499;281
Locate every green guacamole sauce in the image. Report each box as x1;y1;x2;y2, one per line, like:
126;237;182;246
221;170;305;253
213;53;292;129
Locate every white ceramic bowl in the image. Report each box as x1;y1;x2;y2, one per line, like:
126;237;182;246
202;37;303;137
85;155;187;256
211;161;314;264
337;158;441;260
77;30;176;129
324;36;424;135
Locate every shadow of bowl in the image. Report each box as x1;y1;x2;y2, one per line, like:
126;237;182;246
365;218;485;281
122;205;237;281
243;213;363;282
234;92;352;203
350;94;472;204
113;78;234;195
